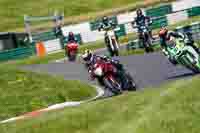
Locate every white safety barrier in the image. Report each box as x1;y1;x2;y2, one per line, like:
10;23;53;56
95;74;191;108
117;11;136;24
43;39;62;54
81;30;105;43
172;0;200;12
62;22;91;36
124;23;137;34
167;10;189;25
0;85;104;124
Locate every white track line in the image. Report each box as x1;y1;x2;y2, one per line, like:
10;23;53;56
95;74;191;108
0;85;104;124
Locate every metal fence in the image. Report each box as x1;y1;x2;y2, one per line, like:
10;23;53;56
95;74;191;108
0;46;35;61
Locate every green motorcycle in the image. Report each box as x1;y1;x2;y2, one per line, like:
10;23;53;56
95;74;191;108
163;38;200;73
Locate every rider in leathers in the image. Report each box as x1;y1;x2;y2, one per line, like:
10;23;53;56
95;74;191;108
98;16;118;51
82;50;125;86
65;32;77;56
132;9;154;42
159;27;200;64
68;32;77;43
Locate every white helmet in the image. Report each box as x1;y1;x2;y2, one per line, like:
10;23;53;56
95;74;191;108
82;49;93;62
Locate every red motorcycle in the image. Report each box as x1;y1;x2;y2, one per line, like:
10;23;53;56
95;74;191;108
66;42;78;61
89;59;122;95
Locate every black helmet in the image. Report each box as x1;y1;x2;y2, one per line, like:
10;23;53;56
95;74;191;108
136;8;143;17
82;49;93;62
69;31;74;36
102;16;109;23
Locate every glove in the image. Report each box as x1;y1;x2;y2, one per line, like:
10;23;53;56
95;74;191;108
162;49;170;58
88;70;95;81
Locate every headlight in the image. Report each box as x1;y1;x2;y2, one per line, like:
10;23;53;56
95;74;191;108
111;36;116;39
94;67;103;76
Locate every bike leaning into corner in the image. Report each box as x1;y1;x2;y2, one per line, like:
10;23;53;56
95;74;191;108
81;50;137;95
159;28;200;73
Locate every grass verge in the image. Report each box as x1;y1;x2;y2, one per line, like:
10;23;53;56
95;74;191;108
1;76;200;133
0;64;96;121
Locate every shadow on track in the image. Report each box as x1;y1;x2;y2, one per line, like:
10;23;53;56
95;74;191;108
167;72;198;80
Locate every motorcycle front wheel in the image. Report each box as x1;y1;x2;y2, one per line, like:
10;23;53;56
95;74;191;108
184;52;200;73
103;76;122;95
143;33;154;53
124;73;137;91
68;51;77;61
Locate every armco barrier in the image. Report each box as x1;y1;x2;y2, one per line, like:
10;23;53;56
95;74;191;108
115;24;126;37
151;16;168;29
187;6;200;17
146;4;172;17
32;31;57;42
0;46;35;61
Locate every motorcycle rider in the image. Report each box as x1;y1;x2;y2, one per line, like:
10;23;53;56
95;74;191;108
67;32;77;43
81;50;125;85
54;24;65;49
98;16;118;49
159;27;200;64
65;32;77;56
132;8;154;42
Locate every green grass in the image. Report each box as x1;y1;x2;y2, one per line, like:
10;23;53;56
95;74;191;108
0;0;174;32
1;76;200;133
0;9;199;126
0;64;96;121
0;40;103;121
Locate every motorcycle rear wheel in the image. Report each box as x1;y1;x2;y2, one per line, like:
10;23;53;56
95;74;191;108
110;39;119;57
125;73;137;91
143;33;154;53
68;52;77;61
182;52;200;73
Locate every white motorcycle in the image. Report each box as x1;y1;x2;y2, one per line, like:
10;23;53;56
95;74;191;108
99;26;120;57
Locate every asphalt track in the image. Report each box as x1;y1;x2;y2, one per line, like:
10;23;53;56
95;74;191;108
2;50;195;123
23;52;195;91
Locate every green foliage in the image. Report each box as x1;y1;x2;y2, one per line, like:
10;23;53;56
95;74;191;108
0;0;172;32
0;65;96;120
1;76;200;133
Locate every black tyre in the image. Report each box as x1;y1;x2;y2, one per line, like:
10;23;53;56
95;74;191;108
107;42;114;57
124;73;137;91
114;50;119;56
112;39;119;56
103;77;122;95
143;33;153;53
68;52;76;61
190;65;200;73
187;51;200;73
